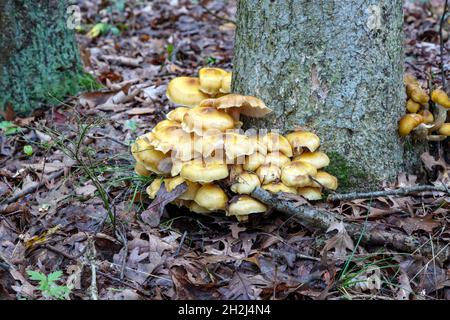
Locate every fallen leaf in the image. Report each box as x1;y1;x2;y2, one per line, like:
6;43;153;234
321;221;354;259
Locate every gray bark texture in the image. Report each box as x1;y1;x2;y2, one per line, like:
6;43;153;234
0;0;82;116
233;0;410;191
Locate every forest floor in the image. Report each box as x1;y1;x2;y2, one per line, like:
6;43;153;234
0;0;449;300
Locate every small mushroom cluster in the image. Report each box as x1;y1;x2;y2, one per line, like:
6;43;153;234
399;73;450;139
132;68;338;222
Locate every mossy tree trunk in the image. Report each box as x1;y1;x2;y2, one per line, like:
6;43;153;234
0;0;82;116
233;0;409;191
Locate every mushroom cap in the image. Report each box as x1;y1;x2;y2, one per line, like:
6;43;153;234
310;171;338;190
406;84;429;105
193;132;224;158
281;161;318;187
182;106;236;136
152;123;196;160
431;89;450;108
404;73;419;86
227;195;267;217
256;164;281;185
189;201;214;214
406;99;421;113
164;176;200;200
286;131;321;153
220;72;232;94
166;107;190;122
166;77;209;107
297;187;322;201
223;132;254;161
200;94;272;118
262;182;297;194
132;135;171;175
264;152;291;167
180;158;229;183
438;123;450;136
194;184;228;211
199;67;229;96
243;152;266;172
230;172;261;195
135;162;152;177
419;109;434;124
152;119;180;133
293;151;330;169
398;113;424;137
262;133;293;157
146;179;163;199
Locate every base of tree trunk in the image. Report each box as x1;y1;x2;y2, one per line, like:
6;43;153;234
0;1;84;116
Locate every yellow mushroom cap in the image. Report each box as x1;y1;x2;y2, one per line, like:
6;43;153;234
163;176;201;201
230;172;261;194
438;123;450;136
152;123;196;160
243;152;266;172
200;94;272;118
193;132;224;158
166;77;209;107
194;184;228;211
293;151;330;169
262;133;293;157
223;132;255;162
297;187;322;201
146;179;163;199
182;106;235;136
431;89;450;108
286;131;321;154
281;161;318;187
199;67;228;96
189;201;214;214
264;152;291;167
419;109;434;124
227;195;267;218
404;73;419;86
135;162;152;177
166;107;190;123
220;72;232;94
256;164;281;185
262;182;297;194
132;135;171;175
406;84;429;105
181;158;229;183
406;99;422;113
310;171;338;190
398;113;424;137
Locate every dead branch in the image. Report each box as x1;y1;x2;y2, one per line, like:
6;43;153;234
252;188;449;258
327;184;450;202
3;170;65;205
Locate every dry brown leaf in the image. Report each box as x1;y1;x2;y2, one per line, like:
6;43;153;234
321;221;355;259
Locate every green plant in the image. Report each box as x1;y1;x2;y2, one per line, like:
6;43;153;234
0;121;22;135
23;145;33;156
27;270;71;300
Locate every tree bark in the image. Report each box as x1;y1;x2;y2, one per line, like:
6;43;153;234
0;0;82;116
233;0;411;191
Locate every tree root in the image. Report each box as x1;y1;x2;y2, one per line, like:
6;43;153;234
252;188;449;259
327;184;450;202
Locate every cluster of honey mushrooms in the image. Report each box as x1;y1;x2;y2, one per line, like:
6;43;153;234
132;68;338;222
399;73;450;139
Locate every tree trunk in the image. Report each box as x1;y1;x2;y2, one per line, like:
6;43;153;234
0;0;82;116
233;0;409;191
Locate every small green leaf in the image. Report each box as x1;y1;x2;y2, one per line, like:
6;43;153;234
23;145;33;156
0;121;21;136
27;270;47;281
167;44;174;60
47;271;63;282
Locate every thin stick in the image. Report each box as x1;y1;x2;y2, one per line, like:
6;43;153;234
3;170;65;205
200;3;235;24
439;0;449;91
174;231;188;257
252;188;449;258
327;184;450;202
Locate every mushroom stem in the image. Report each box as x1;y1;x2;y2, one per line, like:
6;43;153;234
430;104;448;132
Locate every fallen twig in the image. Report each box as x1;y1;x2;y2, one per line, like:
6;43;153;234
439;0;449;91
3;170;65;205
200;3;236;25
327;184;450;202
252;188;449;258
